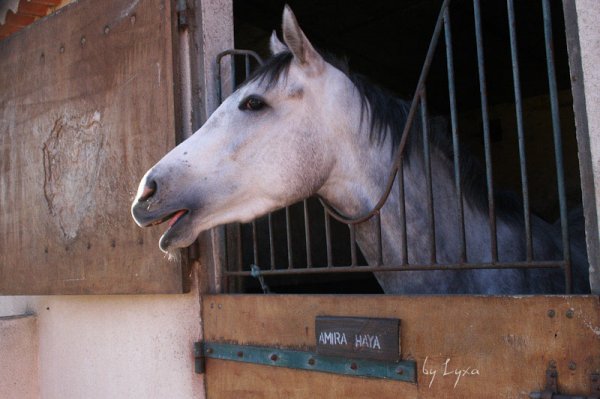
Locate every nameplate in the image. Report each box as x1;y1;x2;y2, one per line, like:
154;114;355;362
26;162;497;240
315;316;400;361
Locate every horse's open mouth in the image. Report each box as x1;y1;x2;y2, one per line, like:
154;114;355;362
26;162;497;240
157;210;191;252
147;209;188;228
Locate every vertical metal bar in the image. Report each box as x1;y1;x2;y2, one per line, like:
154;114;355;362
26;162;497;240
324;212;333;267
216;56;223;104
252;221;258;266
444;8;467;263
420;88;437;264
349;223;358;266
268;213;275;270
507;0;533;261
285;206;293;269
542;0;571;293
236;223;243;272
303;200;312;267
245;54;251;77
375;212;383;266
473;0;498;262
397;161;408;264
231;54;237;89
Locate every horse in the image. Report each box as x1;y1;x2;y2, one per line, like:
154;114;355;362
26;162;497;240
131;6;589;294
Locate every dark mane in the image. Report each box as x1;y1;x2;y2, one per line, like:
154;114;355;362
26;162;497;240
244;51;408;149
244;51;522;220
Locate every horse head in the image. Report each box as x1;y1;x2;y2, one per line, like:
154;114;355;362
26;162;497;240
131;6;361;252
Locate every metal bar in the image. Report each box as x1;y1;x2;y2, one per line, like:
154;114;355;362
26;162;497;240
542;0;571;293
444;7;467;263
507;0;533;262
317;0;452;225
397;162;408;264
236;223;243;272
245;54;251;77
252;221;258;266
324;212;333;267
224;260;565;277
375;212;383;266
285;206;293;269
216;56;223;104
420;88;437;263
349;224;358;266
231;54;237;89
199;342;417;383
268;213;275;270
303;200;312;267
473;0;498;262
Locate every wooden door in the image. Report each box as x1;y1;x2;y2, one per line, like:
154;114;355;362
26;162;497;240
201;295;600;398
0;0;188;294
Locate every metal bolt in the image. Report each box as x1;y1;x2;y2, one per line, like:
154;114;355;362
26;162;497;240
350;362;358;371
396;367;404;375
547;309;555;318
59;45;65;53
307;358;315;366
104;25;110;34
206;348;213;355
130;14;136;24
566;309;575;319
237;351;244;358
270;354;278;362
80;36;86;46
568;361;576;371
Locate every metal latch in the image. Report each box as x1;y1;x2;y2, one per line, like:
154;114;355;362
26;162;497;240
529;364;600;399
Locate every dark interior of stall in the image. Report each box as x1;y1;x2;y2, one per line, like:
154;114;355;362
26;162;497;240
228;0;581;293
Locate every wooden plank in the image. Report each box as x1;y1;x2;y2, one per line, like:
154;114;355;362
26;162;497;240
202;295;600;398
0;0;187;294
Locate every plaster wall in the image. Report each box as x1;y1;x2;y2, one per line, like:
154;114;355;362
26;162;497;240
0;273;203;399
572;0;600;292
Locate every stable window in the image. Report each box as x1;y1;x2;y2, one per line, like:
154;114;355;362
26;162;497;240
213;0;590;295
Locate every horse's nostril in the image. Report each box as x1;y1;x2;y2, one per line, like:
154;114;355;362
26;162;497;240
139;179;157;202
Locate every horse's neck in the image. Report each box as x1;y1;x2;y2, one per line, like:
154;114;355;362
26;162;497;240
321;131;535;294
354;148;481;293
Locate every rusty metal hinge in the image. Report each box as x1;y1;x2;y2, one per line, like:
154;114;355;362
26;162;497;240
176;0;189;30
529;364;600;399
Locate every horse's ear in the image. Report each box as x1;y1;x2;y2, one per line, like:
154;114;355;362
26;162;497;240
281;5;324;73
269;30;288;55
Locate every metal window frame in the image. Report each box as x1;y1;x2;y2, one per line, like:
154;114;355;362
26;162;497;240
203;0;597;295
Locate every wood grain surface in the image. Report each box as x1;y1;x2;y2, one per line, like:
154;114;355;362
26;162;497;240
0;0;187;294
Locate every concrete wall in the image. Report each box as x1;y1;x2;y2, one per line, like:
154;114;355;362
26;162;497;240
565;0;600;293
0;314;40;399
0;273;203;399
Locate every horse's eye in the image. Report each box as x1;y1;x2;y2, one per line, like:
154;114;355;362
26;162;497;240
239;95;266;111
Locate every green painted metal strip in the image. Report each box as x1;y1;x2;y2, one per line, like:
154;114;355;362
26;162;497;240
197;341;416;383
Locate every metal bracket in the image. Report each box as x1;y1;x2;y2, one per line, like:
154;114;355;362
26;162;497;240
529;365;600;399
176;0;189;30
194;341;416;383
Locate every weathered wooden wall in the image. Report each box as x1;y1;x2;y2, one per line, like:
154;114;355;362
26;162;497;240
203;295;600;398
0;0;187;294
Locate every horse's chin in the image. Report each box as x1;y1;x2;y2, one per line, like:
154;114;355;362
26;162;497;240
158;211;198;253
